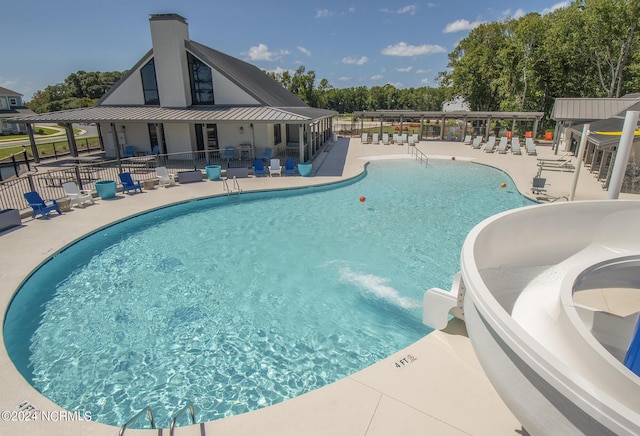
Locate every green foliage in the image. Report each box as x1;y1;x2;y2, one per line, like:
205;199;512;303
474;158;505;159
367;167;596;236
27;70;125;113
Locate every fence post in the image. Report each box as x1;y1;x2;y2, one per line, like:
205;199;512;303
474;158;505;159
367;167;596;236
22;148;31;172
10;155;19;178
27;174;36;192
75;166;84;190
53;142;59;160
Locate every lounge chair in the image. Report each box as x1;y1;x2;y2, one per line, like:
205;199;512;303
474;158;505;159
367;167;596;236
222;147;235;161
471;137;482;149
411;133;419;144
156;166;175;187
283;158;296;176
62;182;94;207
392;134;399;144
269;158;282;177
24;191;62;219
122;145;136;158
483;136;497;153
396;134;405;145
118;172;143;194
531;177;547;194
382;133;390;145
463;135;472;145
371;133;379;144
525;137;537;155
511;137;522;155
361;133;369;144
495;137;508;154
253;159;266;176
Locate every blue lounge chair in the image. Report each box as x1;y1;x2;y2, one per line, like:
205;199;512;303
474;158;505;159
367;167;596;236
145;145;159;156
259;148;272;161
24;191;62;219
122;145;136;158
221;147;235;162
119;172;143;194
253;159;266;177
284;158;296;176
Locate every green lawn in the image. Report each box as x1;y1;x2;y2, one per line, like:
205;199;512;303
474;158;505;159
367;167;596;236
0;136;99;160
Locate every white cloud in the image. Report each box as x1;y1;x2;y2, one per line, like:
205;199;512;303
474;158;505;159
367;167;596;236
316;9;332;18
338;76;351;81
342;56;369;65
541;1;570;15
370;74;384;80
381;4;418;15
427;2;438;7
246;44;288;61
348;6;355;13
415;68;430;74
420;78;430;85
501;8;526;19
395;66;413;72
297;46;311;56
265;66;291;75
443;19;485;33
381;42;446;56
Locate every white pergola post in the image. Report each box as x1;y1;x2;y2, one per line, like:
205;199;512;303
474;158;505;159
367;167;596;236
298;124;304;162
569;124;590;201
607;111;640;199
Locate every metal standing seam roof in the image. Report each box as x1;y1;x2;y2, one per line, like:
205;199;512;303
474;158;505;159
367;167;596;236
8;105;335;124
551;98;639;122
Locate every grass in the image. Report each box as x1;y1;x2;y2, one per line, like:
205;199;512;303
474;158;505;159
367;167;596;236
0;136;100;160
0;127;80;142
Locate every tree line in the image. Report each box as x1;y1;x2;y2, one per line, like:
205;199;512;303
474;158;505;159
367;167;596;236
28;0;639;129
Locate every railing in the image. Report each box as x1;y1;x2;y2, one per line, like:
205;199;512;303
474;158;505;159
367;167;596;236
119;406;155;435
232;176;242;193
408;145;429;166
169;403;197;436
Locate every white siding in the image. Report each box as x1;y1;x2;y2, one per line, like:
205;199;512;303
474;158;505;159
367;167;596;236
212;70;259;105
150;18;191;107
163;123;192;153
101;69;146;105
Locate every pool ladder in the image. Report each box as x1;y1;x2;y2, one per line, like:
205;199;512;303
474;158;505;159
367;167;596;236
408;145;429;166
119;402;201;436
222;176;242;195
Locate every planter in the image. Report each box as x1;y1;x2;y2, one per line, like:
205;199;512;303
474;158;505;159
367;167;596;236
95;180;117;199
177;170;203;184
205;165;222;181
57;197;72;212
142;179;156;190
297;162;312;177
0;209;21;232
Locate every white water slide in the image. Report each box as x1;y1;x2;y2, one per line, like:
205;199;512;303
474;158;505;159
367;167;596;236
424;201;640;435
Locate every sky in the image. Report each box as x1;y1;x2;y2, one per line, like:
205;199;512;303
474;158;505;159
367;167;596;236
0;0;571;102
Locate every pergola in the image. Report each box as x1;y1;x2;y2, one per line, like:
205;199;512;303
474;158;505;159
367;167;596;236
353;110;545;141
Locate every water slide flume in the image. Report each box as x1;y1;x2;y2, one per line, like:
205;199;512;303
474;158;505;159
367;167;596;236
424;201;640;435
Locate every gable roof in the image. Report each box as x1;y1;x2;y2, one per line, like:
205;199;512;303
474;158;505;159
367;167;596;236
551;97;639;122
186;41;307;108
0;86;22;97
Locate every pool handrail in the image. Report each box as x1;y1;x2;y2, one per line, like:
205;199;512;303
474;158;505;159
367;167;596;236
170;403;197;436
119;406;155;435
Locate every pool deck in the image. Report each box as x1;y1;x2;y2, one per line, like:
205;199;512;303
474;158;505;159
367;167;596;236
0;137;636;435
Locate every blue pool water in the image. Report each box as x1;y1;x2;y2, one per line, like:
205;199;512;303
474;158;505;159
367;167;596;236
4;159;533;428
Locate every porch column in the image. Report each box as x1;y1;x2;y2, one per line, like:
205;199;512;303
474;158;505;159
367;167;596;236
307;123;312;160
532;118;540;140
25;123;40;163
379;116;383;138
96;123;105;151
111;123;122;160
65;123;78;157
399;116;403;135
485;116;492;140
463;116;468;140
511;118;517;137
155;123;165;154
607;110;640;199
440;115;445;140
419;116;425;139
298;124;304;162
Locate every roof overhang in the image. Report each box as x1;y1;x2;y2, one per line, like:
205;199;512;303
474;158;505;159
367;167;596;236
354;110;544;120
571;116;640;148
8;105;336;125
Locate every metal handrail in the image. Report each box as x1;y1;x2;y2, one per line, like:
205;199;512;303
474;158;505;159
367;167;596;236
169;403;196;436
232;176;242;193
408;145;429;166
118;406;155;436
222;177;231;195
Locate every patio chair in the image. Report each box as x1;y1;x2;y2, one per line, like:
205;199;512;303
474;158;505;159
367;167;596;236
269;158;282;177
371;133;379;144
382;133;390;145
122;145;135;158
62;182;94;207
119;172;143;194
253;159;266;177
259;148;272;162
283;158;296;176
24;191;62;219
145;145;160;156
463;135;472;145
525;137;537;155
411;133;419;144
156;166;175;187
496;137;508;154
471;137;482;149
222;147;235;161
531;177;547;194
361;133;369;143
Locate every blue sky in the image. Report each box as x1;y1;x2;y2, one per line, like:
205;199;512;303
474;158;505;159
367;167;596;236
1;0;570;101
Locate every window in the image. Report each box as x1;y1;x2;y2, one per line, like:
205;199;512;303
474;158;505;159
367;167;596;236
273;124;282;145
9;98;17;105
148;123;165;152
140;59;159;105
187;52;214;105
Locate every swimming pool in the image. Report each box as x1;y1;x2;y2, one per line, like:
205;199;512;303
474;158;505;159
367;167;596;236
4;159;533;429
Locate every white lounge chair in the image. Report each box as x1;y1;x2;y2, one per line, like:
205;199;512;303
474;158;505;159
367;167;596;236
511;137;522;155
361;133;369;144
483;136;497;153
525;137;537;155
463;135;472;145
496;137;508;153
156;166;175;187
471;137;482;149
269;158;282;177
372;133;379;144
382;133;390;145
62;182;94;207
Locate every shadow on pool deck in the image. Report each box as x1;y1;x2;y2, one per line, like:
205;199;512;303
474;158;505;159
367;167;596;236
311;137;350;176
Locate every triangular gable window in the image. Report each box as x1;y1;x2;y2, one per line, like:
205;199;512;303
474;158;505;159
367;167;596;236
187;52;214;105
